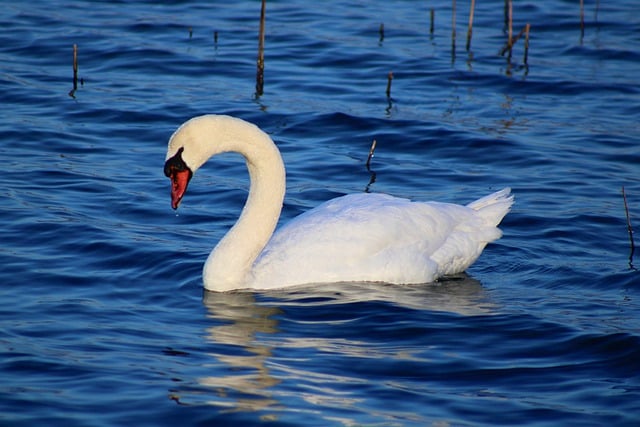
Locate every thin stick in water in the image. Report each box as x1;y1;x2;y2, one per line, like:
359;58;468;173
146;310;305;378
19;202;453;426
365;140;378;192
255;0;266;96
507;0;513;58
580;0;585;41
499;1;517;57
451;0;457;41
72;44;78;91
622;186;636;266
466;0;476;51
503;0;509;31
366;139;377;171
451;0;457;61
523;23;531;65
379;23;384;42
386;72;393;98
430;8;435;35
500;25;526;56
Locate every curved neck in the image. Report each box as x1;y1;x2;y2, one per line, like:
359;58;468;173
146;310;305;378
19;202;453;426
194;117;286;291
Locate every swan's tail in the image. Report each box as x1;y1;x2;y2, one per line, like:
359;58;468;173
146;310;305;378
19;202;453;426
467;187;514;226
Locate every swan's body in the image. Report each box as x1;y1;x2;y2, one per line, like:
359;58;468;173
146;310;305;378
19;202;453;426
164;115;513;292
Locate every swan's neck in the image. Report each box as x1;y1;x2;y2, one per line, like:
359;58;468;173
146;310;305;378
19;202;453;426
193;118;285;291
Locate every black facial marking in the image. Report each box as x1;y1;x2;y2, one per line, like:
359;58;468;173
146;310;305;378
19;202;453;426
164;147;188;177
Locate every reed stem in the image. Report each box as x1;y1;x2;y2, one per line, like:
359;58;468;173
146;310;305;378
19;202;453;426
255;0;266;96
622;186;636;267
451;0;457;41
365;140;378;192
366;139;377;171
386;72;393;98
430;9;435;34
523;23;530;65
580;0;585;41
451;0;457;61
72;44;78;91
466;0;476;51
500;25;525;56
507;0;513;58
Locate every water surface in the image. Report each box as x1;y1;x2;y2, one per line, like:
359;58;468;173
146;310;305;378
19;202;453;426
1;1;639;426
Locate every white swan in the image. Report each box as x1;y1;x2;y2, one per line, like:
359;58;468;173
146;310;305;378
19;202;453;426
164;115;514;292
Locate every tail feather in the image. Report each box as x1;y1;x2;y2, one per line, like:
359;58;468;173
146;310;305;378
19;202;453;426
467;187;514;226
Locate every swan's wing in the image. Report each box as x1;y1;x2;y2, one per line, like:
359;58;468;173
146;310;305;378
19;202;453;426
252;193;493;287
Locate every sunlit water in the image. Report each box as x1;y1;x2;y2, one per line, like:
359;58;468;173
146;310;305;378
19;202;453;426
2;1;639;426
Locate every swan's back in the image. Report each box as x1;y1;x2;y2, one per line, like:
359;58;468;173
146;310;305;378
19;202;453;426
250;188;513;289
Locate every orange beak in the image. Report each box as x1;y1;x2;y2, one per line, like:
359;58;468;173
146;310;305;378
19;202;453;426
164;147;193;210
169;168;192;210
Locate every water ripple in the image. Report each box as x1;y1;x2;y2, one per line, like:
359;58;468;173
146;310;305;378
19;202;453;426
2;0;640;425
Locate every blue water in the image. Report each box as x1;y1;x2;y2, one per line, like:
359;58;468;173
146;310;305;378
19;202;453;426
2;0;639;425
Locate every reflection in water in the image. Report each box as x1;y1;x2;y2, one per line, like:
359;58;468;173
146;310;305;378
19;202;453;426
198;275;496;422
200;292;282;413
268;274;496;315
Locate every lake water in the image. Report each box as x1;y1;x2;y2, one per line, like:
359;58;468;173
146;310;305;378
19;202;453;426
2;0;639;425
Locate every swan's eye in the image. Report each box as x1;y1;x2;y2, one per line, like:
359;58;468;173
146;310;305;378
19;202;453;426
164;147;189;177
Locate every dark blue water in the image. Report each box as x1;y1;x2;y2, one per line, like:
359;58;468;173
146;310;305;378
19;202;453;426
2;1;639;426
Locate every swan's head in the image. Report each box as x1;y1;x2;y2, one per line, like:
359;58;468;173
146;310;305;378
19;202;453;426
164;114;283;210
164;115;220;210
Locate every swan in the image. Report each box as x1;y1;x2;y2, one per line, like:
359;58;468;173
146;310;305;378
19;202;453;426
164;115;514;292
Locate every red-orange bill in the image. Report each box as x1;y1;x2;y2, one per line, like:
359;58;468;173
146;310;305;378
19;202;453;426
164;147;192;210
169;168;191;209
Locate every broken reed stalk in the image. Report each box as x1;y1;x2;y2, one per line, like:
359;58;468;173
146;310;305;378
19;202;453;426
451;0;457;41
72;44;78;91
451;0;457;60
430;9;435;34
506;0;513;58
499;25;527;56
622;186;636;264
386;71;393;97
365;140;378;192
580;0;585;41
466;0;476;51
366;139;377;171
523;23;530;64
503;0;509;32
255;0;266;96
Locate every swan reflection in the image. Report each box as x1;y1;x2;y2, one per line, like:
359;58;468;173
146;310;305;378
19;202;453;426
198;275;496;420
199;291;282;413
266;274;497;315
